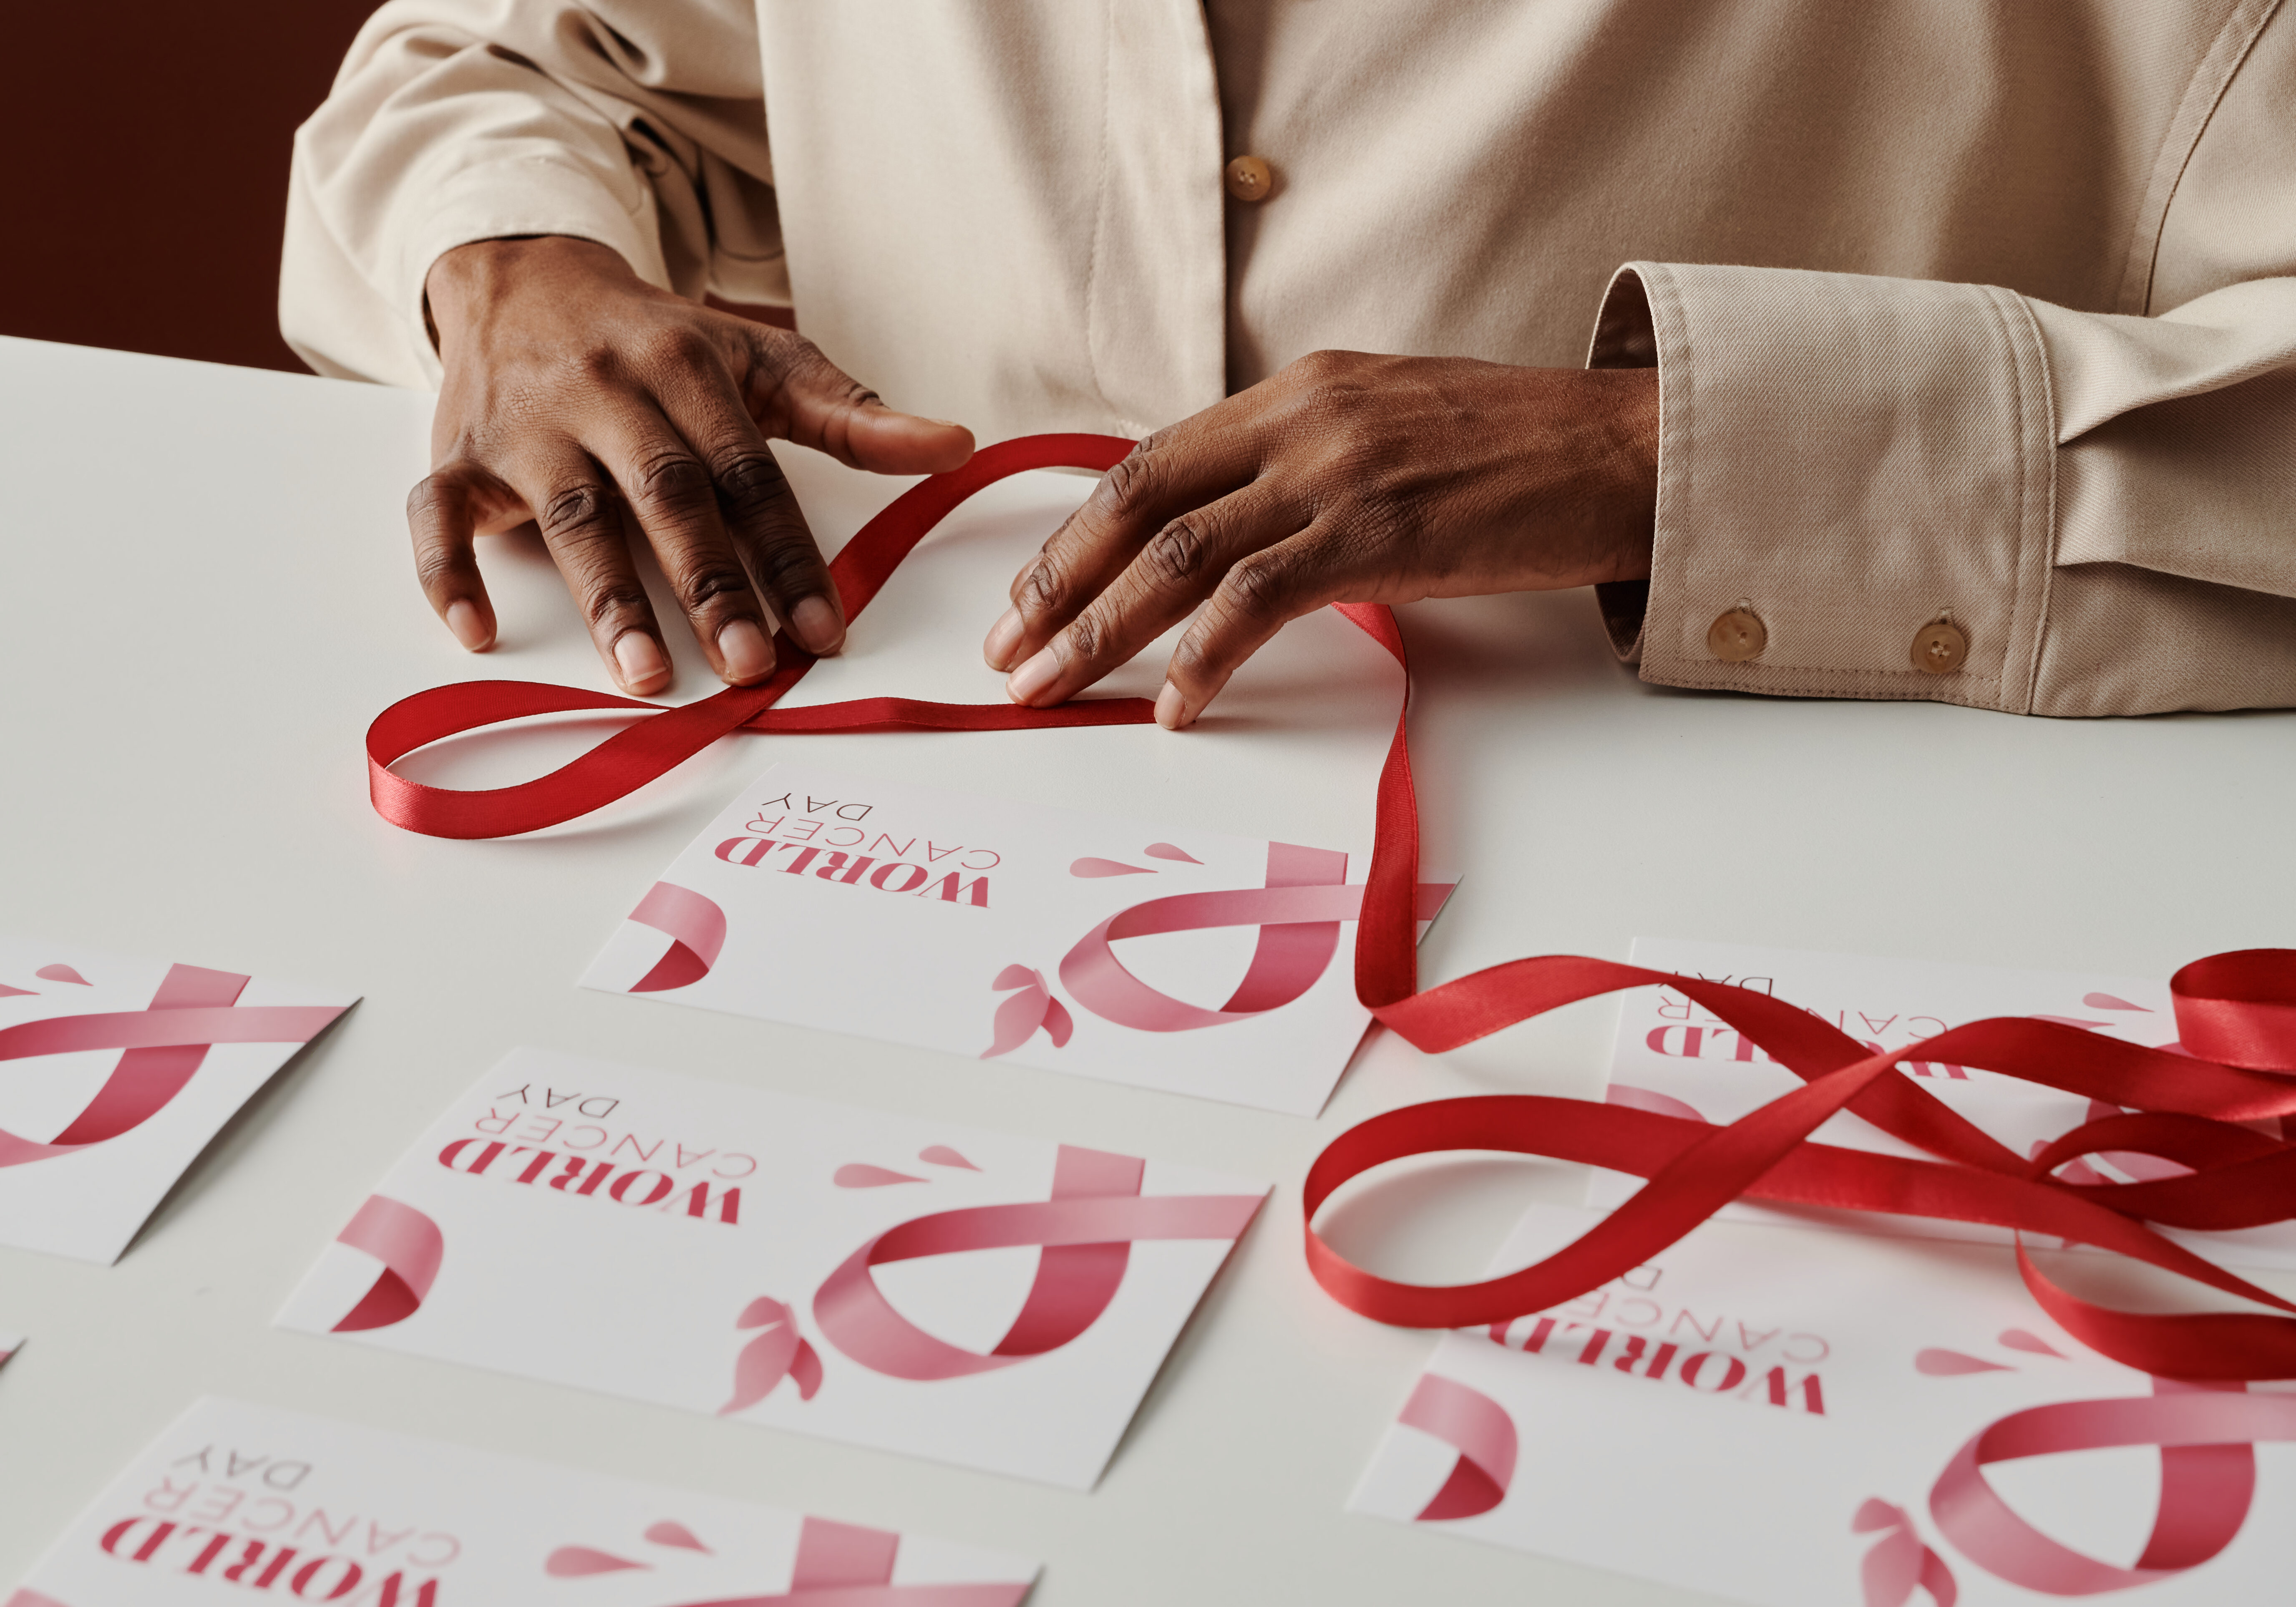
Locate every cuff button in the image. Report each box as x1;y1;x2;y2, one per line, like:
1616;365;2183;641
1707;607;1767;662
1911;619;1968;675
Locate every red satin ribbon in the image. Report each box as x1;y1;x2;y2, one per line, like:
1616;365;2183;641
366;436;1152;839
361;435;2296;1390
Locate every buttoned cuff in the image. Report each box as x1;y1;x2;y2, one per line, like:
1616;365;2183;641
1585;262;2060;713
395;159;672;386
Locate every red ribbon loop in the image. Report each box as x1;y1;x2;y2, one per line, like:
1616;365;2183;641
366;436;1151;839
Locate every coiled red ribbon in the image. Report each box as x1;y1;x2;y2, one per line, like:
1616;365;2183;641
365;435;2296;1387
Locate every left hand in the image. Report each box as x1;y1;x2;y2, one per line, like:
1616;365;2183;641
982;351;1659;726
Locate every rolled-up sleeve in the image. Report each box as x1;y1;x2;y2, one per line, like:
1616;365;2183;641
280;0;782;388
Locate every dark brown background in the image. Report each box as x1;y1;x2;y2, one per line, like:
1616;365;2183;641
2;5;791;374
4;3;382;372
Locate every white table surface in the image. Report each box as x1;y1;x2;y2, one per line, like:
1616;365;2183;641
3;333;2292;1603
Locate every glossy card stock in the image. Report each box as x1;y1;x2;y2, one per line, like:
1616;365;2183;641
1587;939;2296;1270
0;935;353;1264
5;1395;1039;1605
276;1048;1267;1489
1350;1204;2296;1606
580;763;1452;1115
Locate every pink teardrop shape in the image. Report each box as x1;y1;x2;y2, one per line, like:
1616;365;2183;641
990;964;1038;990
2082;992;2151;1012
545;1547;648;1577
644;1521;711;1553
1852;1499;1905;1533
1070;857;1153;877
34;965;90;986
1915;1348;2013;1375
1998;1329;2065;1358
736;1295;793;1330
1143;843;1202;864
832;1163;925;1188
0;983;33;997
919;1145;980;1170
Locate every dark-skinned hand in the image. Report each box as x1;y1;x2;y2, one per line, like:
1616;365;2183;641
982;350;1659;726
414;235;974;695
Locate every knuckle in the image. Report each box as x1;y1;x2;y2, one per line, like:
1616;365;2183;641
641;322;716;372
410;544;466;592
405;472;458;527
713;450;788;514
1015;555;1072;618
748;527;825;590
1063;607;1108;665
1222;549;1295;620
539;480;615;542
674;559;754;615
1098;449;1161;516
626;448;712;515
577;578;651;629
1141;518;1212;589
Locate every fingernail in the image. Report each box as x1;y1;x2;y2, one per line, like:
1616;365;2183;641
925;417;964;429
445;599;491;651
717;618;775;683
792;596;844;655
613;631;669;692
982;607;1023;670
1155;681;1191;730
1005;644;1063;705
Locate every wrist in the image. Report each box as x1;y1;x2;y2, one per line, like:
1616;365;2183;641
422;235;638;353
1586;365;1659;583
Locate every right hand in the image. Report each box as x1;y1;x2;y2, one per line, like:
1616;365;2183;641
414;236;974;695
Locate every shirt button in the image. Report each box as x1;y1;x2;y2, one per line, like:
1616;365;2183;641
1224;155;1276;202
1707;607;1767;662
1911;619;1969;674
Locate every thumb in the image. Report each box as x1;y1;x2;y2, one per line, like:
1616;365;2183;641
768;335;975;475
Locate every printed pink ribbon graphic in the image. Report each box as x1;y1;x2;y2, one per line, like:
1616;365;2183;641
813;1144;1260;1380
981;965;1072;1059
720;1295;823;1414
0;964;344;1169
1059;842;1450;1032
1928;1378;2296;1595
1397;1372;1518;1521
626;882;728;993
551;1517;1028;1606
1853;1500;1957;1607
330;1195;444;1332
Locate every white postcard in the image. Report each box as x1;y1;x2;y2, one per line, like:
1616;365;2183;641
1586;940;2296;1270
1351;1203;2296;1606
579;763;1451;1115
7;1395;1038;1605
277;1048;1266;1489
0;936;354;1263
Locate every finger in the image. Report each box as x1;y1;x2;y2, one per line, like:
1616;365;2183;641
653;363;847;657
1158;525;1355;728
406;462;505;651
987;425;1257;672
1001;481;1302;708
584;397;781;687
752;332;974;475
497;439;674;696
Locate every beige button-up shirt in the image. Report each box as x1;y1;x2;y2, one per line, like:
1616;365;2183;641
282;0;2296;717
